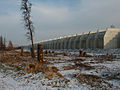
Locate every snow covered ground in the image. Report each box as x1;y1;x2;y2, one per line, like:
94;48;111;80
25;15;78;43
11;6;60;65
0;50;120;90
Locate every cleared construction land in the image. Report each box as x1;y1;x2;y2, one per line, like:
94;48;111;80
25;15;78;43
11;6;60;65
0;50;120;90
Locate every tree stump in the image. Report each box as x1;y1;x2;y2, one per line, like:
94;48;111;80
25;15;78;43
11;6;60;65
79;49;83;57
45;50;48;54
37;44;43;62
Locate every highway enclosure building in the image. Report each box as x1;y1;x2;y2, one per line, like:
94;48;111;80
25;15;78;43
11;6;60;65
32;28;120;50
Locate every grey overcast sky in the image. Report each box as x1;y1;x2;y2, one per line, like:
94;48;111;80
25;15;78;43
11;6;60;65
0;0;120;45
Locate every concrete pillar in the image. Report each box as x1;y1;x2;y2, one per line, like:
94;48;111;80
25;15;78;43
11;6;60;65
74;35;81;49
49;42;52;49
68;37;73;49
53;40;56;49
45;43;47;49
50;41;52;49
94;31;99;48
56;39;61;49
71;36;77;49
46;43;49;49
54;40;57;49
86;32;96;49
56;40;59;49
64;37;69;49
94;30;105;49
43;42;46;49
48;43;50;49
86;32;91;48
63;38;67;49
51;41;54;49
60;39;64;49
47;42;49;49
80;33;88;49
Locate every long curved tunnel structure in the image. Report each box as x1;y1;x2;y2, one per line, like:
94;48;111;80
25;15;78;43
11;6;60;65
26;28;120;50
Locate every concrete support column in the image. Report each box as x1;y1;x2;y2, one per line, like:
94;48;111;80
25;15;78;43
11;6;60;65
80;33;88;49
86;32;96;49
64;38;69;49
71;36;77;49
68;37;72;49
60;39;64;49
56;40;61;49
74;35;81;49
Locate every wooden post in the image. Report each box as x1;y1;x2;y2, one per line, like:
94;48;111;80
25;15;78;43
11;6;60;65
37;44;43;62
20;47;24;56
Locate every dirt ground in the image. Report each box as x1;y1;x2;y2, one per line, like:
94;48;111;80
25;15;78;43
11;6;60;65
0;50;120;90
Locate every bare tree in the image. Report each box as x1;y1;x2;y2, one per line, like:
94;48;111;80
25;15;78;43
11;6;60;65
21;0;35;58
0;36;6;50
0;36;3;48
4;37;6;49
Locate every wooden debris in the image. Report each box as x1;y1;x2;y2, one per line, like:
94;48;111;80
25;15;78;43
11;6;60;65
63;52;68;56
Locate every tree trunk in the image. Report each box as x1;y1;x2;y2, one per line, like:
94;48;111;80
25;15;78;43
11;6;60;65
30;26;35;58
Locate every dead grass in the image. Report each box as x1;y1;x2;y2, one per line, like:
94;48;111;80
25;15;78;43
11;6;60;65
0;50;67;81
0;51;24;63
62;65;77;70
77;73;113;88
1;50;119;89
0;62;3;68
24;62;66;80
75;61;94;70
95;54;115;63
102;69;120;80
